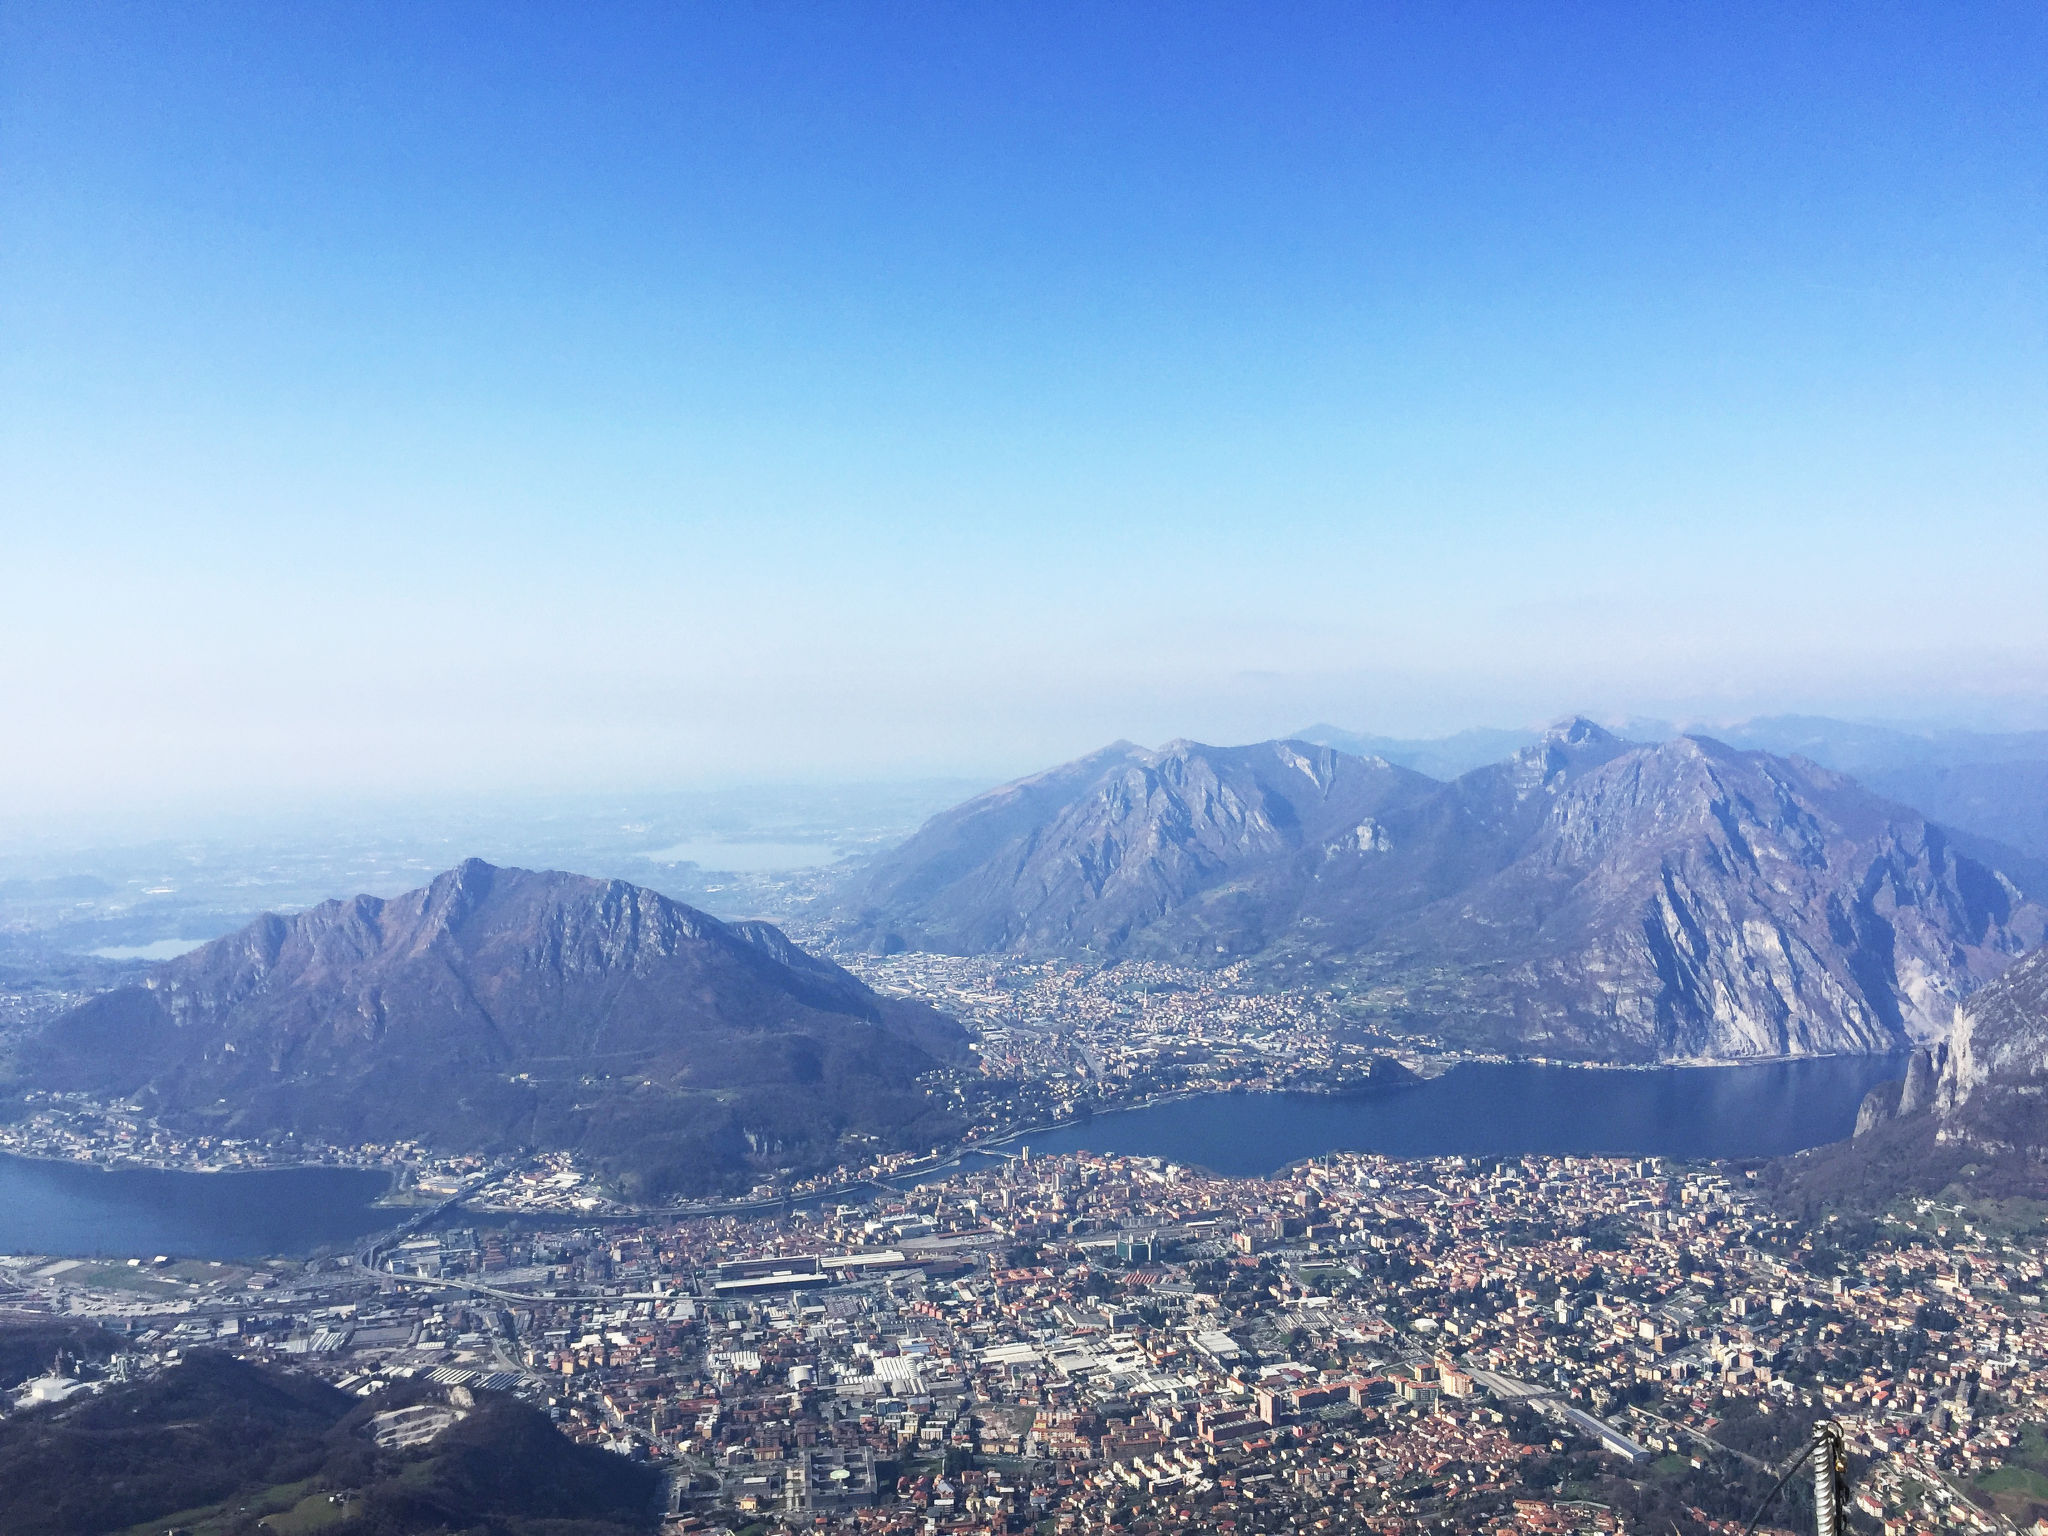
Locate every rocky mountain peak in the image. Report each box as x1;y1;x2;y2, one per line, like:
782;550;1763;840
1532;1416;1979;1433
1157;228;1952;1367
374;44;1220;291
1499;717;1635;800
414;855;501;933
1543;715;1621;748
12;863;967;1196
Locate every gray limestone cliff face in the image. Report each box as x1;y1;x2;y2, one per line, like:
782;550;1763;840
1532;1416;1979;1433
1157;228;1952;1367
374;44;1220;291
1386;736;2026;1060
1901;1044;1946;1116
831;738;1440;958
1855;1080;1907;1137
1853;1044;1947;1137
1932;946;2048;1153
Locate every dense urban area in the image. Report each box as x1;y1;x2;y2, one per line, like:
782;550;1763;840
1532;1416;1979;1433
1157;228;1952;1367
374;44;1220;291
5;958;2047;1536
9;1134;2048;1536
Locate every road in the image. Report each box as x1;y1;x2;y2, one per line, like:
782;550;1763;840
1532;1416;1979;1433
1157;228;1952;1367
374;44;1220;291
378;1271;676;1307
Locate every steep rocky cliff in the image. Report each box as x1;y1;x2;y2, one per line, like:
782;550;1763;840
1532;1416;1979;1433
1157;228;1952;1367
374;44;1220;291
828;723;2046;1062
1337;729;2041;1058
1771;945;2048;1212
8;860;966;1195
1933;944;2048;1155
1853;1044;1945;1136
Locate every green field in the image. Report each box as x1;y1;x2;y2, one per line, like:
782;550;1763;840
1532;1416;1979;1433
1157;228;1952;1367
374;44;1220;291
1974;1424;2048;1521
259;1489;356;1533
114;1477;324;1536
1980;1465;2048;1498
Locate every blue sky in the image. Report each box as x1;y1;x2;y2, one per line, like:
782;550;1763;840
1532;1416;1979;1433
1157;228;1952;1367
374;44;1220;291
4;3;2044;810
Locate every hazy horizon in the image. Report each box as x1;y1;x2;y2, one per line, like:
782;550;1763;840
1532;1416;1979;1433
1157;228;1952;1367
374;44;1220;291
7;4;2044;815
5;704;2047;847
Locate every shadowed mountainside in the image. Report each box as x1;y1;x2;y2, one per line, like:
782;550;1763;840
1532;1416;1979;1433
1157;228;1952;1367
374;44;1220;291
0;1350;655;1536
8;860;967;1196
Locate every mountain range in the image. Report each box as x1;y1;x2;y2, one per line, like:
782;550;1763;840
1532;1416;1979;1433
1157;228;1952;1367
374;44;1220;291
824;721;2047;1062
4;860;967;1196
1299;715;2048;860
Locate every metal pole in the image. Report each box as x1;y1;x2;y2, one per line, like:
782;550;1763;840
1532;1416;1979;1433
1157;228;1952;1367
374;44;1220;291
1813;1421;1845;1536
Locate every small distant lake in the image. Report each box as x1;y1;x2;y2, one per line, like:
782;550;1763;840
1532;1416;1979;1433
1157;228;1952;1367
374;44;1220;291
88;939;208;962
0;1154;396;1261
1009;1055;1907;1175
640;841;844;872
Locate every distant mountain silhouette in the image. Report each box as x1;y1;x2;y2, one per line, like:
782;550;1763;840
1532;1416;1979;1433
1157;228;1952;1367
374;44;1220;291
9;860;966;1196
1300;713;2048;859
1290;724;1544;780
1708;716;2048;860
826;723;2046;1061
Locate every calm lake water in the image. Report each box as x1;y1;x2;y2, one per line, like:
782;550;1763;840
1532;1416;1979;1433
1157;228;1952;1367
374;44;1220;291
1010;1055;1907;1175
1;1056;1903;1257
0;1154;395;1261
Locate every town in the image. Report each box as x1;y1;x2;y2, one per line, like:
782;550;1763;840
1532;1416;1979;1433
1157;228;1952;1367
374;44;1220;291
833;951;1459;1108
6;1141;2040;1536
0;954;1456;1201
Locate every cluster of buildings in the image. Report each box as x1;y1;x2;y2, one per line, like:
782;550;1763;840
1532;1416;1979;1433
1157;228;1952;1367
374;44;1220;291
2;953;1460;1199
0;920;2036;1535
840;953;1455;1132
0;1090;449;1176
8;1142;2045;1536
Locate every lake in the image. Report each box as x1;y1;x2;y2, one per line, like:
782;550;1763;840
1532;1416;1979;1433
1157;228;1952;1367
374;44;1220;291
0;1154;396;1261
0;1055;1903;1257
1006;1055;1907;1176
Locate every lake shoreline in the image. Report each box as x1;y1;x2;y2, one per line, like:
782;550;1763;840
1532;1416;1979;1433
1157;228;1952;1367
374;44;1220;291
0;1053;1905;1258
0;1047;1901;1184
0;1151;399;1262
1007;1053;1910;1178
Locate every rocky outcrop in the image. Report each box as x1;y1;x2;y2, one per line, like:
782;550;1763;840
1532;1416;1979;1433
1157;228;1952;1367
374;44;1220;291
8;861;966;1195
1762;950;2048;1211
1930;945;2048;1156
1852;1044;1947;1136
1854;1080;1906;1137
828;722;2047;1062
1901;1045;1946;1116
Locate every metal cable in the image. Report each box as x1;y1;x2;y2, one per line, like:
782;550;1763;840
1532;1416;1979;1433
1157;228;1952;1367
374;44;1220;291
1735;1420;1848;1536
